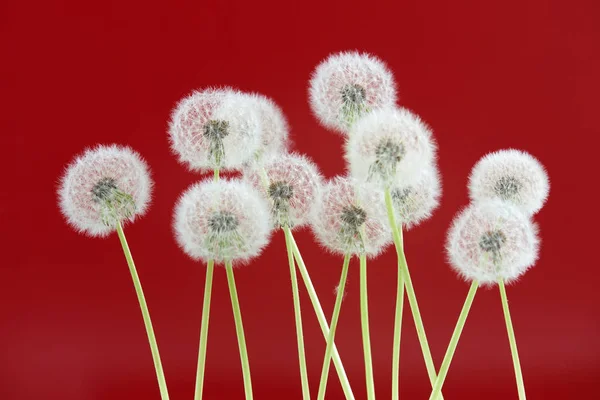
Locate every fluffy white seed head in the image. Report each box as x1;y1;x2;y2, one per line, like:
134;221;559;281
446;200;539;285
58;144;152;237
309;51;397;134
246;93;290;162
173;178;272;264
391;165;442;230
346;107;436;187
168;88;262;172
245;153;323;229
469;149;549;216
311;176;391;257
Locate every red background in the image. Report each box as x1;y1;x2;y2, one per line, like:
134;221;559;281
1;1;599;399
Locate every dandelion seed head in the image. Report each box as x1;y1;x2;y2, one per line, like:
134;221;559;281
469;149;549;215
310;176;391;257
173;178;272;264
169;88;262;172
446;200;539;285
58;144;152;237
244;153;322;229
245;93;290;162
346;107;436;187
309;51;397;133
391;165;441;229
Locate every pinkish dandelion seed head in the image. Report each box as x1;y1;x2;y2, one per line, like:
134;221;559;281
309;51;397;134
58;144;153;237
245;93;290;162
446;200;539;285
391;165;442;230
173;178;272;264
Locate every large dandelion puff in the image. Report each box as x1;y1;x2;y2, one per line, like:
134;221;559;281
58;144;152;237
311;177;391;257
391;165;442;229
446;200;539;285
246;93;290;162
469;149;549;216
309;51;397;133
169;88;262;172
174;178;272;264
346;107;436;187
245;153;322;229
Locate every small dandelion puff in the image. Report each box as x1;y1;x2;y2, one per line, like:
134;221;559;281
309;51;397;133
58;144;153;237
311;177;391;257
446;200;540;285
391;165;442;229
245;93;290;162
346;107;436;187
468;149;550;216
173;178;272;264
168;87;262;172
244;153;323;229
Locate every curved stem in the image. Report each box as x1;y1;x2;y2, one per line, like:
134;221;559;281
225;261;253;400
391;258;405;400
316;254;351;400
194;260;214;400
289;233;355;400
115;222;170;400
428;281;478;400
498;278;526;400
360;254;376;400
283;227;311;400
384;188;442;398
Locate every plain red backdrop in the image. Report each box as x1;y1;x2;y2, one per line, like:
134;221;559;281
1;0;599;399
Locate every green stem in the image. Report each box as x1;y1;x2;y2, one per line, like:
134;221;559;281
359;254;376;400
289;232;355;400
498;278;527;400
384;188;442;398
115;222;170;400
391;258;405;400
225;261;253;400
214;168;220;181
194;260;214;400
429;281;478;400
317;254;351;400
283;227;311;400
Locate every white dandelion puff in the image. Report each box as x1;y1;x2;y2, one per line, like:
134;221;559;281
311;177;391;257
309;51;397;133
58;144;153;237
346;107;436;187
244;153;323;229
469;149;550;216
391;165;442;229
246;93;290;162
168;88;262;172
446;200;540;285
173;178;272;264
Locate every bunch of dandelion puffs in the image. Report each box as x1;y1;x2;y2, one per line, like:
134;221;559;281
429;149;549;400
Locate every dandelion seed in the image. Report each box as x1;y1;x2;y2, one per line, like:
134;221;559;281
446;200;539;285
245;93;290;162
168;88;262;172
346;107;436;187
173;178;272;263
390;166;442;229
309;51;397;133
469;149;549;215
58;144;152;237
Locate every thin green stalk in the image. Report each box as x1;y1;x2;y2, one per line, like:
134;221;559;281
317;254;351;400
115;221;170;400
225;261;253;400
214;168;220;181
429;281;478;400
498;278;526;400
289;233;355;400
384;188;442;398
283;226;310;400
391;258;405;400
194;260;214;400
359;254;376;400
